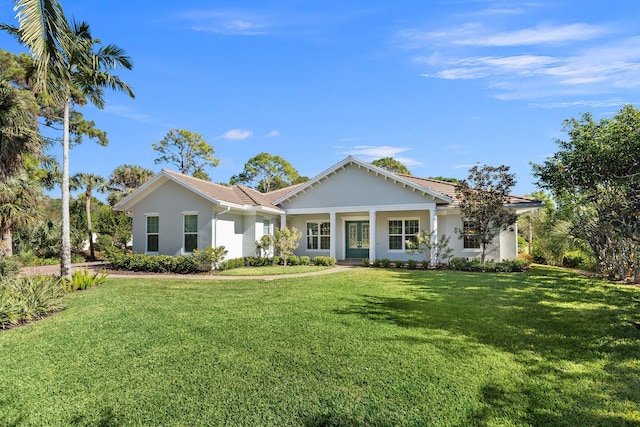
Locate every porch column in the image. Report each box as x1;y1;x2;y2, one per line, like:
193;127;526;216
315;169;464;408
280;214;287;229
430;207;438;266
329;211;336;259
369;210;377;263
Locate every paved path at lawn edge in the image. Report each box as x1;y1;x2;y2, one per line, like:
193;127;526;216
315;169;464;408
20;262;357;281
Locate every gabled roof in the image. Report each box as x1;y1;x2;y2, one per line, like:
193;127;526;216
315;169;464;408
272;156;454;205
114;169;283;213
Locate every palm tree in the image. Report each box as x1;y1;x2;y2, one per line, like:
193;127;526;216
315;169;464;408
7;3;135;278
70;172;104;260
106;164;153;206
0;173;43;257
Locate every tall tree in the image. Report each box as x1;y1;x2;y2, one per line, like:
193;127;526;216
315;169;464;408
106;164;153;206
230;152;307;193
5;6;135;278
455;164;518;265
372;157;411;175
152;129;219;180
532;105;640;282
70;172;104;260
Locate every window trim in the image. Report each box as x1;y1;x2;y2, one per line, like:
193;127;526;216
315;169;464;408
306;221;331;251
388;217;420;252
145;213;159;254
183;212;198;254
463;220;481;250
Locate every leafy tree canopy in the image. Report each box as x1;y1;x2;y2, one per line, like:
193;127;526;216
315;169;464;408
455;164;517;265
230;152;308;193
106;164;153;206
372;157;411;175
152;129;219;180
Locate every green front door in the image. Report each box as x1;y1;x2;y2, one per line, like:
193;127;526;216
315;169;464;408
346;221;370;259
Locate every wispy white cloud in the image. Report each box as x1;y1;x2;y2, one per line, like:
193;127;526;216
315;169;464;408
180;10;271;35
267;130;281;137
223;129;253;140
344;145;423;166
454;164;476;170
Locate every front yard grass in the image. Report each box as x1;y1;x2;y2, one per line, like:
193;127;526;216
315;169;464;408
1;266;639;425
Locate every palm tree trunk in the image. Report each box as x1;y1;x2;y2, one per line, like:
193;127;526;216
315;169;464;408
60;98;71;279
85;189;95;260
1;228;12;258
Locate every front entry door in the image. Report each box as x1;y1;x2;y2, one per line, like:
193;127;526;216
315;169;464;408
346;221;370;259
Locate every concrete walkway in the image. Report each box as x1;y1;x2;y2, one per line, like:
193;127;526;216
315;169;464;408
20;262;357;280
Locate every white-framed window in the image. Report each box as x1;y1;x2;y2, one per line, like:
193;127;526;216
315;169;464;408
146;214;159;253
183;213;198;253
463;220;481;249
307;221;330;250
388;218;419;251
263;219;271;235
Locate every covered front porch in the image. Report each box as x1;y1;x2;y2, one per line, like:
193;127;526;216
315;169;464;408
281;204;439;264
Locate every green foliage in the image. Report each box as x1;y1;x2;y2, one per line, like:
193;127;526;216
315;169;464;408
299;256;311;266
312;256;336;266
255;234;274;258
455;164;518;265
371;157;411;175
362;258;370;267
372;259;381;268
230;152;307;193
0;275;64;329
192;246;228;271
61;268;108;292
105;164;153;206
407;259;418;270
406;231;454;266
449;257;531;273
152;129;219;179
394;260;404;268
382;258;392;268
94;234;113;252
274;227;302;266
95;207;132;250
0;258;21;278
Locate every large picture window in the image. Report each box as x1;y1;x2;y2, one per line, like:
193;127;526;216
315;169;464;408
463;220;481;249
184;214;198;253
388;219;419;251
307;222;330;250
146;215;159;252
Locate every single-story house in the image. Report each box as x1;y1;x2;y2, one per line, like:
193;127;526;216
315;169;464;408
114;156;541;263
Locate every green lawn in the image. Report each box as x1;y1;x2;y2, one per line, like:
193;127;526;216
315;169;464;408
1;266;639;426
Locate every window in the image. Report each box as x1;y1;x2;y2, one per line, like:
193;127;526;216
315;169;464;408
307;221;330;250
388;219;419;251
263;219;270;235
184;214;198;253
463;220;481;249
146;215;159;252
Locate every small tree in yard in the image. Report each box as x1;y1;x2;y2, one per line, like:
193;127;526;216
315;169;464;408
274;227;302;266
406;231;454;267
455;164;518;265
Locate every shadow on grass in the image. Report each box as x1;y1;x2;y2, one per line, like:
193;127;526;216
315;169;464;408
336;266;640;425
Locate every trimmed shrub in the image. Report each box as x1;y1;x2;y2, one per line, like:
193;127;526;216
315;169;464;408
372;259;381;268
407;259;418;270
313;256;336;266
288;255;301;266
382;259;392;268
449;257;531;273
421;260;430;269
394;260;404;268
299;256;311;266
563;251;585;269
362;258;370;267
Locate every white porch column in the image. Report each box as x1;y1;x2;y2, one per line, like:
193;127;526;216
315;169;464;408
280;214;287;229
329;211;336;259
369;210;377;263
430;207;438;266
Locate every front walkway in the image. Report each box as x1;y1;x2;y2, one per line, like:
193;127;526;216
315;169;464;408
20;262;357;281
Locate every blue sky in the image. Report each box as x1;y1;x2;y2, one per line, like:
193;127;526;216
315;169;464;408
2;1;640;198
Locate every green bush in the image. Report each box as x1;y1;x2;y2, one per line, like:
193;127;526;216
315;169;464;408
407;259;418;270
394;260;404;268
313;256;336;266
563;251;585;269
0;258;21;279
382;258;392;268
299;256;311;266
219;257;244;271
362;258;370;267
421;260;430;269
449;257;531;273
193;246;228;271
0;276;64;329
94;234;114;252
288;255;301;266
61;269;109;292
372;259;381;268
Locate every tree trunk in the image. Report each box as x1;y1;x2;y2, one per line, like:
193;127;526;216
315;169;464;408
60;99;72;279
86;189;95;260
1;228;12;258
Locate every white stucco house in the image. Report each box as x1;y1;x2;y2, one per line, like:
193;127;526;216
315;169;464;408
114;156;541;263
